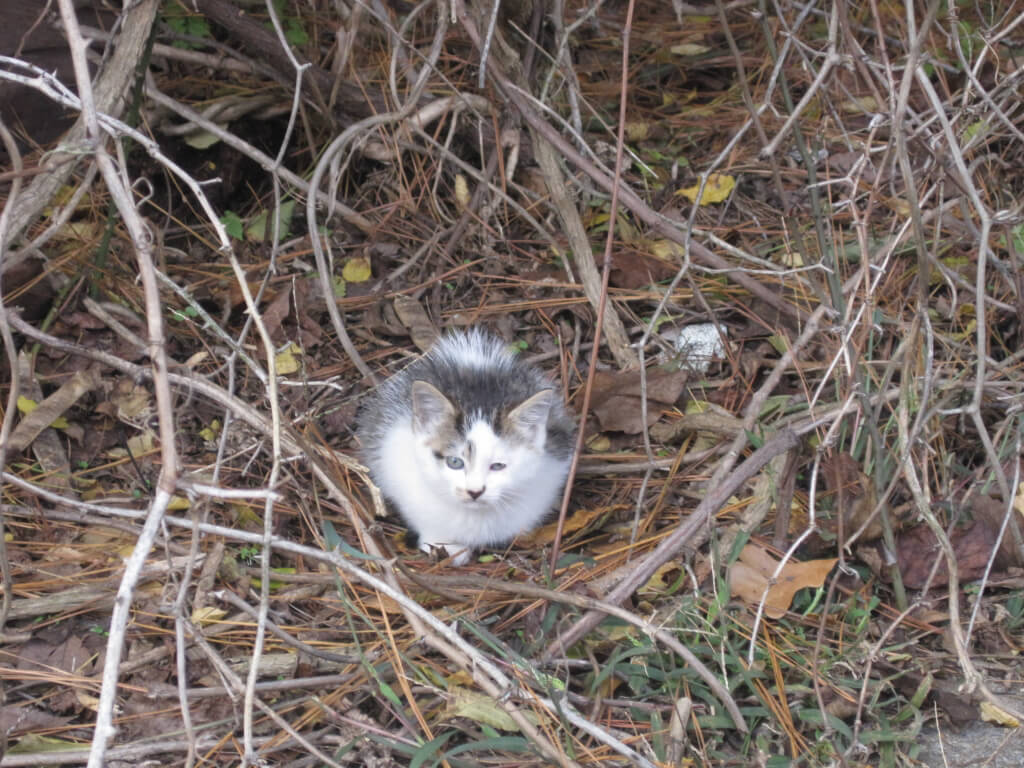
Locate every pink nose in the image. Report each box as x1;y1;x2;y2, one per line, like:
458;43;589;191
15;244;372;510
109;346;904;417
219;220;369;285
467;488;485;500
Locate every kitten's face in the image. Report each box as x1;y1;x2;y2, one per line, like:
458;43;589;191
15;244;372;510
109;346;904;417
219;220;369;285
411;380;553;507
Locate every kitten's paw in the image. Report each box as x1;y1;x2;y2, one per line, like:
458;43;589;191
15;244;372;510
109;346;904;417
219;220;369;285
419;540;472;565
448;547;472;566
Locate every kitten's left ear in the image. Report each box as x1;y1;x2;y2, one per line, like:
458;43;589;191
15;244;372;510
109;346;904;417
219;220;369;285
506;389;554;445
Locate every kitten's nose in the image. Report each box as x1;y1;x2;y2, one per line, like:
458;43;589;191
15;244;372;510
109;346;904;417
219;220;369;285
467;488;485;500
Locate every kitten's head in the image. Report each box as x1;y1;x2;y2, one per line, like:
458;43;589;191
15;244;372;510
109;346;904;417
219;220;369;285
410;380;554;507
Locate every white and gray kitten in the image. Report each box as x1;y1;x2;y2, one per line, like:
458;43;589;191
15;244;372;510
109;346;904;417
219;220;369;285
357;329;575;565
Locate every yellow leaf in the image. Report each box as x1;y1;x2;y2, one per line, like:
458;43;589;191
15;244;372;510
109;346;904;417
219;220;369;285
586;433;611;452
447;670;474;687
670;43;711;56
840;95;880;113
199;419;221;442
60;220;101;243
639;562;682;595
192;605;227;625
125;430;155;458
650;240;684;261
886;197;911;216
168;495;191;511
184;350;210;368
454;174;470;209
445;687;540;731
184;129;222;150
342;256;372;283
18;397;70;428
233;504;263;528
111;382;151;419
625;121;649;141
522;505;610;545
777;246;804;267
1015;482;1024;518
980;700;1019;727
274;343;303;375
678;173;735;205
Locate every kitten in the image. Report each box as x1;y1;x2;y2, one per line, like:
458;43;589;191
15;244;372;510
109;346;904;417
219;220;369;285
357;329;576;565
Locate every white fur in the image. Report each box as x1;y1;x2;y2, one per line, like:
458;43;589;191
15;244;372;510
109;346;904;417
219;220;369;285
435;330;515;370
375;417;570;565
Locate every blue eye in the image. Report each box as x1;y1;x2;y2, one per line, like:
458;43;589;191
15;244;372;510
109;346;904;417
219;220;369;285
489;462;506;471
445;456;464;470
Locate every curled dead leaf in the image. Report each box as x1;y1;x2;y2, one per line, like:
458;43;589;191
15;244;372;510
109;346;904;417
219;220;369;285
729;544;837;618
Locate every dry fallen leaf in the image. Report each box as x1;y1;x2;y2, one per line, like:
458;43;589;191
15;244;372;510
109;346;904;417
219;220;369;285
639;562;683;596
445;687;539;731
670;43;711;56
590;368;688;434
274;342;303;375
729;544;837;618
973;494;1022;568
895;520;994;589
192;606;228;625
625;121;650;141
980;701;1019;727
8;367;102;452
454;173;470;209
393;295;438;352
610;249;678;289
678;173;736;205
799;452;882;556
521;505;609;545
342;255;372;283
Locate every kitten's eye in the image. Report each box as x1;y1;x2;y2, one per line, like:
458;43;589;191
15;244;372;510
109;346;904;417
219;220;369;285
489;462;506;471
445;456;465;470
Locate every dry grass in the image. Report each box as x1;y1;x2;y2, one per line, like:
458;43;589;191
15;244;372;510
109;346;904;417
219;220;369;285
1;0;1023;766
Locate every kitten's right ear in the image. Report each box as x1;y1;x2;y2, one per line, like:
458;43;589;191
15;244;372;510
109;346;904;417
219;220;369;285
411;380;456;434
506;389;554;446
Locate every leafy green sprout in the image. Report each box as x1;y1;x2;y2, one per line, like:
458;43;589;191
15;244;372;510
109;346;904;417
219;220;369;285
1007;591;1024;631
169;306;199;323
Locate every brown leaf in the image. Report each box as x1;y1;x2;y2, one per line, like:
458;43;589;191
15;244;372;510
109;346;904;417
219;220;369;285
393;295;438;352
971;494;1021;568
816;452;881;546
8;366;102;453
609;250;677;289
729;544;837;618
591;368;688;434
896;520;995;589
261;283;292;344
